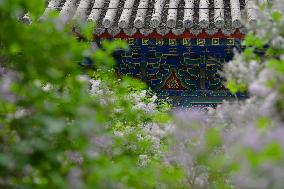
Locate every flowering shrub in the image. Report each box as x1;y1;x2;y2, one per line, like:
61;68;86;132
1;0;284;189
0;1;183;188
88;77;173;163
167;1;284;189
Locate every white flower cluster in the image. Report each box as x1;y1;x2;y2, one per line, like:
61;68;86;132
87;77;172;166
223;54;263;88
130;90;158;115
88;78;115;106
0;67;17;103
88;78;160;115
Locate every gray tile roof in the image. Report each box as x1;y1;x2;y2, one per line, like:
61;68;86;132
43;0;257;36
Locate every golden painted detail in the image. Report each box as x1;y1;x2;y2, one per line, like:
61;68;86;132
127;38;135;45
225;47;233;54
121;52;132;58
101;38;239;47
169;79;179;89
169;39;177;46
131;48;141;51
197;39;205;46
142;38;149;45
155;52;163;58
163;54;179;57
183;38;191;46
212;38;219;45
227;38;235;46
148;46;156;51
156;39;164;45
202;48;211;54
161;70;187;90
169;48;177;53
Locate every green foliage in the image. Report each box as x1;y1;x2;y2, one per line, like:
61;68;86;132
205;128;223;150
243;33;266;49
257;117;272;129
271;11;282;22
227;80;247;94
0;0;182;188
268;59;284;73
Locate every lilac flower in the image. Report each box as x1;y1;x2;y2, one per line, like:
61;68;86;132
67;151;83;165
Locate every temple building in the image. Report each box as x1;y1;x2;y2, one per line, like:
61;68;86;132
43;0;257;107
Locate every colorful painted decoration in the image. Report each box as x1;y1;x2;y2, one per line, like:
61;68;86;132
106;38;247;107
43;1;251;107
161;70;187;90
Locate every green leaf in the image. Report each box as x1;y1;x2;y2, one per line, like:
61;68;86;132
257;117;272;130
227;80;247;94
206;128;223;150
268;59;284;73
262;142;283;161
271;11;282;22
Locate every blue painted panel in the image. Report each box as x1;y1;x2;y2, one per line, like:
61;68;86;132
95;38;247;107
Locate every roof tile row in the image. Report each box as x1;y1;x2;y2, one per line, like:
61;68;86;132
43;0;257;36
